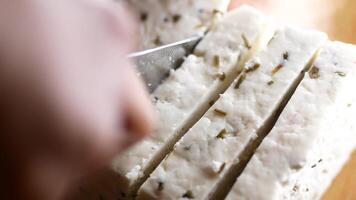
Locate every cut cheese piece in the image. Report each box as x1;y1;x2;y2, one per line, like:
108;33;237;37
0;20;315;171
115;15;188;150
226;42;356;200
137;27;327;200
127;0;230;49
111;6;275;198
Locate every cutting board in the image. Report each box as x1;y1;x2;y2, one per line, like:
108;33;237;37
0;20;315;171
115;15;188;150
323;151;356;200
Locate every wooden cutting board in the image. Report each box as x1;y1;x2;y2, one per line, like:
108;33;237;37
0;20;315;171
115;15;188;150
322;151;356;200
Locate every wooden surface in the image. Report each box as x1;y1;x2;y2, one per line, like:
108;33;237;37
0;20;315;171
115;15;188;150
322;151;356;200
322;0;356;199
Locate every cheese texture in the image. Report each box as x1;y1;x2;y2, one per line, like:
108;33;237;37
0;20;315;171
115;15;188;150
127;0;231;49
226;42;356;200
137;27;327;200
112;6;275;198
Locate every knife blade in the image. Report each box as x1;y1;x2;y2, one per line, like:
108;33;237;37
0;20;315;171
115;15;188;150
129;36;203;93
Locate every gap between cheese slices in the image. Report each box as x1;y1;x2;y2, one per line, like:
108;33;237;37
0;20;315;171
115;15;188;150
69;6;276;200
226;42;356;200
137;26;327;200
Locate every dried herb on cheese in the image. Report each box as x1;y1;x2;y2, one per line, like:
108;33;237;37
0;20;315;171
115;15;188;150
213;109;227;117
241;34;251;49
267;32;278;46
212;9;223;15
183;145;192;151
213;55;220;67
283;52;289;60
267;80;274;86
309;66;320;79
217;72;226;81
311;164;317;168
335;71;346;77
157;181;164;191
245;63;260;73
318;159;323;163
272;64;283;75
194;51;206;57
172;14;182;23
234;73;246;89
182;190;194;199
140;12;148;22
216;129;227;139
153;36;162;46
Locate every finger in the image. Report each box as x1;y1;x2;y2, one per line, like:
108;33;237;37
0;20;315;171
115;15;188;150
122;63;156;145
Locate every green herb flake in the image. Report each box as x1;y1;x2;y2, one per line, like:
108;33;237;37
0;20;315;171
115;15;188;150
272;64;283;75
183;145;192;151
241;34;251;49
153;36;162;46
267;32;278;46
311;164;317;168
318;159;323;163
213;55;220;67
309;66;320;79
216;129;227;139
267;80;274;86
172;14;182;23
245;63;260;73
213;108;227;117
283;52;289;60
212;9;223;15
157;181;164;191
194;51;206;57
182;190;194;199
216;72;226;81
234;73;246;89
335;71;346;77
140;12;148;22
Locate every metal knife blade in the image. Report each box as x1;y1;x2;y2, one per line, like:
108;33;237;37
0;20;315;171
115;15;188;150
129;36;203;93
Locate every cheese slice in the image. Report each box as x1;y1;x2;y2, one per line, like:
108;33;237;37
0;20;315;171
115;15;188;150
127;0;231;49
110;6;276;198
137;27;327;200
226;42;356;200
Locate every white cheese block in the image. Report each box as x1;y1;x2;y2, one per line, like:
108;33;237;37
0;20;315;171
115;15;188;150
112;6;276;198
127;0;231;49
137;27;327;200
226;42;356;200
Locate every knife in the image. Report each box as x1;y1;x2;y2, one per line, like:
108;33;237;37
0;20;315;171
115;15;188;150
129;36;203;93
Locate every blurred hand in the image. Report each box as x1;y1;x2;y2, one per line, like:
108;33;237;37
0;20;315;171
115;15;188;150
0;0;154;199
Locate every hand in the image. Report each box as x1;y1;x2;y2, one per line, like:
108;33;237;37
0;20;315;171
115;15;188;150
0;0;154;199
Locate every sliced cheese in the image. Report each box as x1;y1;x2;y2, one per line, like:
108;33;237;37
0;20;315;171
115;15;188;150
127;0;231;49
137;27;327;200
226;42;356;200
111;6;276;198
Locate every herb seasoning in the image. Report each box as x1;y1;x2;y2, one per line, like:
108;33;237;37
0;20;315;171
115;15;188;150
182;190;194;199
153;36;162;46
309;66;320;79
234;73;246;89
213;55;220;67
216;129;227;139
283;52;289;60
335;71;346;77
213;109;227;117
172;14;181;23
157;181;164;191
194;51;206;57
272;64;283;75
241;34;251;49
267;80;274;86
140;12;148;22
217;72;226;81
245;63;260;73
